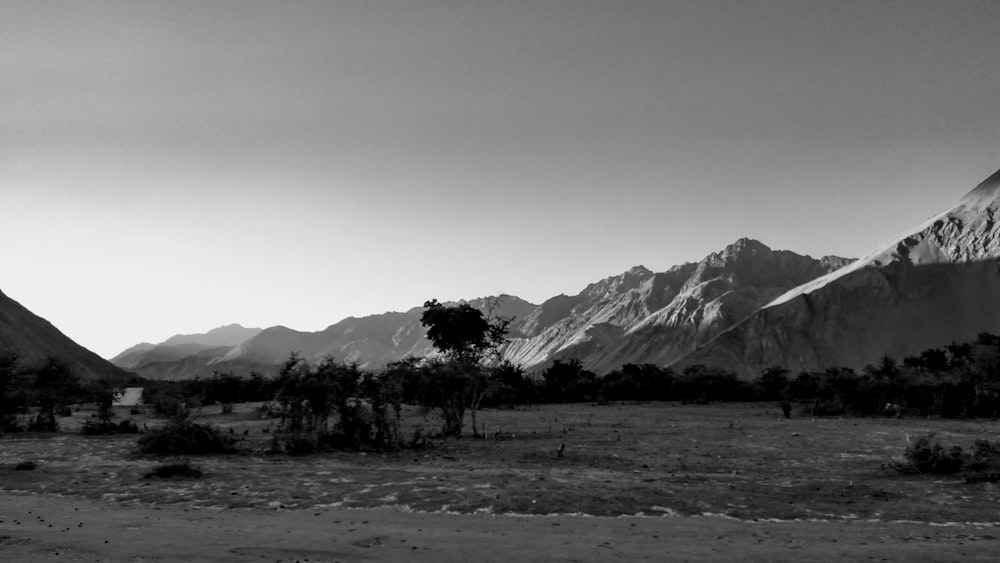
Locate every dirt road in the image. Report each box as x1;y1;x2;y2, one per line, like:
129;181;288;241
2;492;997;562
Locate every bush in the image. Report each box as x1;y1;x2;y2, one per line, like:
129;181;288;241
28;416;59;432
272;354;397;449
14;460;37;471
282;434;320;456
81;420;116;435
138;419;236;455
893;435;1000;480
81;419;142;436
280;430;349;455
904;435;966;474
968;440;1000;469
118;419;141;433
965;440;1000;482
144;461;203;479
150;396;194;420
812;398;846;416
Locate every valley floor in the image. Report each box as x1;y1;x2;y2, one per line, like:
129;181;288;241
2;402;999;561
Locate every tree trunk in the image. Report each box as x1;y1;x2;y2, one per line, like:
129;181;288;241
442;400;465;438
470;392;485;438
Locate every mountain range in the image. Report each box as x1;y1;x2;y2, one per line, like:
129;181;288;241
113;167;999;380
105;239;852;380
7;167;1000;383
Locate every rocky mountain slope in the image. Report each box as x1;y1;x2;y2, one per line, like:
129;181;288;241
568;240;852;373
680;167;1000;377
504;239;851;372
0;289;131;381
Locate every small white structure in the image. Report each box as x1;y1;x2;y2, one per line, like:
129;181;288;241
114;387;144;407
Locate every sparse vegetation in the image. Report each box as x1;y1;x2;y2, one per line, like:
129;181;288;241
541;359;598;403
143;460;203;479
5;401;1000;526
143;384;198;420
895;434;967;474
7;400;1000;561
91;378;121;424
0;353;29;431
2;354;140;433
28;357;82;431
887;433;1000;482
139;372;274;421
81;418;141;436
270;353;401;453
771;334;1000;418
137;412;235;455
77;378;141;435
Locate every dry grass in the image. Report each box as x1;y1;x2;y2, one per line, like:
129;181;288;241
2;402;999;523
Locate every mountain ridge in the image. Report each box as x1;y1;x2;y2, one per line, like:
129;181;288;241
678;167;1000;377
0;289;131;381
111;240;853;379
553;238;853;373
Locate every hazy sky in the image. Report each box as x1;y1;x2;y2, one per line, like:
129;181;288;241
2;0;999;359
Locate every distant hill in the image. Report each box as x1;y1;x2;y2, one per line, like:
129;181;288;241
113;297;538;380
0;289;131;381
108;324;263;379
679;167;1000;377
109;324;262;370
161;324;263;348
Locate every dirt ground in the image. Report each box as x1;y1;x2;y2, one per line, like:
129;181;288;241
2;402;999;561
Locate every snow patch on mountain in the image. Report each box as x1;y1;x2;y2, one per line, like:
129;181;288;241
768;168;1000;309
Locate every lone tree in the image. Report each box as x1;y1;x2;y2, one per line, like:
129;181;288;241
421;299;509;365
419;298;511;438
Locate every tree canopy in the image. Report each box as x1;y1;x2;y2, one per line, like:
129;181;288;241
420;299;508;365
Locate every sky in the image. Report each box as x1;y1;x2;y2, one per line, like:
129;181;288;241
2;0;999;359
